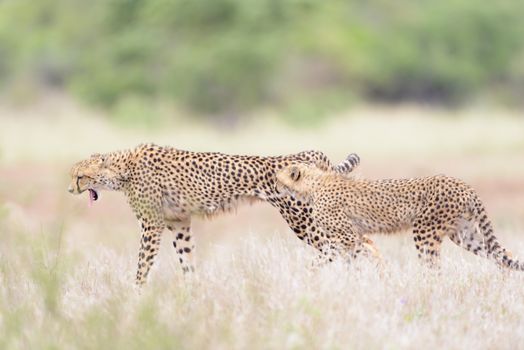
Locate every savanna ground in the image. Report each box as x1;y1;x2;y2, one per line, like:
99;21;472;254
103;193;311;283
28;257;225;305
1;97;524;349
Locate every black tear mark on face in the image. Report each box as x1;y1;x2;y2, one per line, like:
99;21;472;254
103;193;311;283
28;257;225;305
76;176;82;193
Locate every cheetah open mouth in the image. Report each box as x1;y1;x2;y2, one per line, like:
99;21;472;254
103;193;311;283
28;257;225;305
88;189;99;205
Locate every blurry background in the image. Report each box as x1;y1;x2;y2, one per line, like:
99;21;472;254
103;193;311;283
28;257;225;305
1;0;524;256
1;0;524;257
1;0;524;125
1;0;523;235
2;1;524;347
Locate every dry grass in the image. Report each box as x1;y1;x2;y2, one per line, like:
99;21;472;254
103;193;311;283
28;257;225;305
2;213;524;350
1;97;524;349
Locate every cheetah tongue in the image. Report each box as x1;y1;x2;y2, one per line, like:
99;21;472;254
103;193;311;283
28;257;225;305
88;189;98;207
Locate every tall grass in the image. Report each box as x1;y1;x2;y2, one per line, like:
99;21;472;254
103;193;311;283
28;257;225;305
2;204;524;349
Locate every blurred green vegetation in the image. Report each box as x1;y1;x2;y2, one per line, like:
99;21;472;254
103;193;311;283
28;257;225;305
0;0;523;122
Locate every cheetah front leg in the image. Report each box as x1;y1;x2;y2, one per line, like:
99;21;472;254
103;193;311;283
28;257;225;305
356;236;384;265
167;218;196;273
272;194;384;266
311;207;384;268
313;211;358;260
312;235;383;266
136;219;165;286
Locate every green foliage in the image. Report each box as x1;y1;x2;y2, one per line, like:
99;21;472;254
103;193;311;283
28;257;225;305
0;0;523;122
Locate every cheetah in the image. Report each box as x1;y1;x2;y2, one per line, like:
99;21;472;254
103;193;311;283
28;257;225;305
276;163;524;270
68;144;363;285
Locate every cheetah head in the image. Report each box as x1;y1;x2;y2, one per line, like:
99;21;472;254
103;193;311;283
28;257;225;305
68;153;129;204
276;163;318;198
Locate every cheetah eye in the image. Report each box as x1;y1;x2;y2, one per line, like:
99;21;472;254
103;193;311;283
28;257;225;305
290;167;301;182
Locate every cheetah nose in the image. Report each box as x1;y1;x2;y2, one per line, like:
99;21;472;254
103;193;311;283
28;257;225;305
68;185;74;193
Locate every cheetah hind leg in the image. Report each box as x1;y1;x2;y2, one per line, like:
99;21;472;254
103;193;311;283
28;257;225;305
167;218;196;273
448;212;521;271
447;215;490;259
412;216;445;269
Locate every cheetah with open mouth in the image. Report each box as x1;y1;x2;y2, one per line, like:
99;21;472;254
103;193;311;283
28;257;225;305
69;144;363;285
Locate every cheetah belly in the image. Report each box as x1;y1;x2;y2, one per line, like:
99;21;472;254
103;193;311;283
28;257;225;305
202;195;260;217
161;191;260;220
161;194;189;221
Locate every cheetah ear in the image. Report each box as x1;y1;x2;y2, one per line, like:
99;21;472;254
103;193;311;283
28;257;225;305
100;155;112;168
289;166;301;182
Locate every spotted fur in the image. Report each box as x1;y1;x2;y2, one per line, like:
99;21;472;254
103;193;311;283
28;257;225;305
68;144;361;285
277;163;523;270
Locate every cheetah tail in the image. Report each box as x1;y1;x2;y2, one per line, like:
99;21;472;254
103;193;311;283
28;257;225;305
477;206;524;271
334;153;360;175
